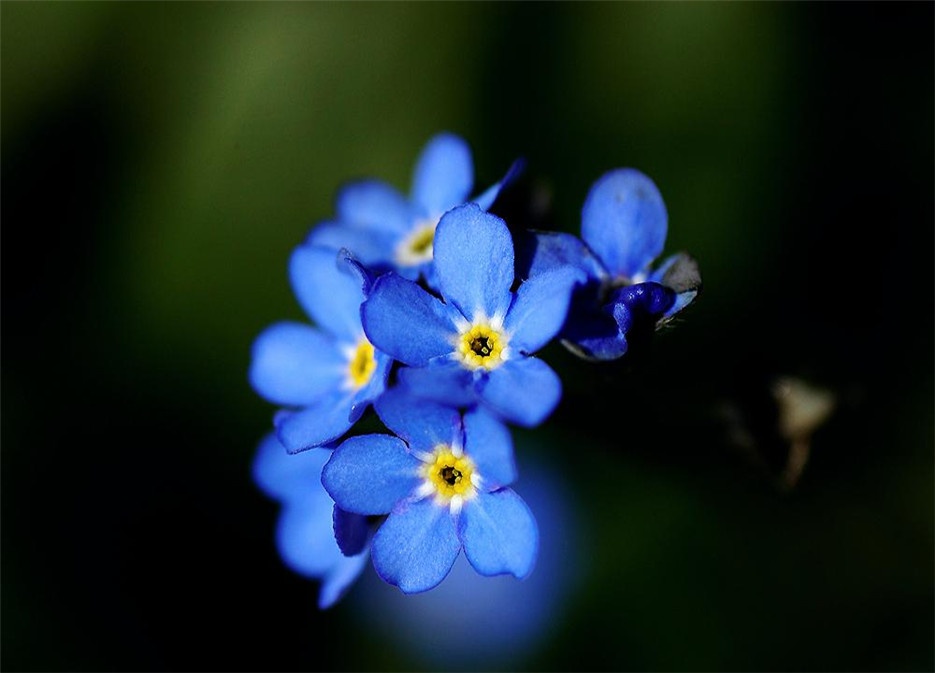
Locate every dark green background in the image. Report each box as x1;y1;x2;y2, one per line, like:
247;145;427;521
3;2;932;671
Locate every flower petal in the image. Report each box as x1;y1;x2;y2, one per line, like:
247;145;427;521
275;497;344;577
459;489;538;580
275;391;356;453
473;157;525;211
515;230;608;282
371;498;462;593
335;179;411;234
289;244;365;341
249;322;345;406
410;132;473;215
395;359;479;409
505;267;585;354
322;434;421;515
580;168;668;279
560;303;629;361
361;272;457;366
463;408;517;489
252;432;330;501
477;357;562;427
306;223;398;271
333;505;371;556
433;204;514;320
373;385;463;455
319;549;369;610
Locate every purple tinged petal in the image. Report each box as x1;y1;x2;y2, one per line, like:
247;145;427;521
580;168;668;279
463;408;517;489
275;390;357;453
371;498;462;593
477;357;562;427
318;549;369;610
459;489;538;580
410;133;473;215
434;204;514;320
505;267;585;354
361;273;458;366
321;434;422;515
373;386;462;456
335;179;411;234
249;322;345;406
252;433;330;501
395;359;479;409
289;244;365;341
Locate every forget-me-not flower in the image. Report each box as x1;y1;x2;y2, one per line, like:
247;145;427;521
321;387;537;594
520;168;701;360
249;245;392;452
360;203;584;427
252;433;370;609
307;132;522;285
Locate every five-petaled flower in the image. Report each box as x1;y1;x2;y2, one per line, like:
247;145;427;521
360;202;584;427
520;168;701;361
322;387;538;593
306;132;522;286
249;245;392;452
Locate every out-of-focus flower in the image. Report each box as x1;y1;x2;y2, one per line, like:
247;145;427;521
321;387;538;593
361;203;583;427
251;433;369;609
307;132;522;286
520;168;701;361
249;246;392;452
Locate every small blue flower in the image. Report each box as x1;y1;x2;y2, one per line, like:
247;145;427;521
321;387;538;594
249;245;392;452
307;132;522;285
521;168;701;361
360;203;584;427
251;433;369;609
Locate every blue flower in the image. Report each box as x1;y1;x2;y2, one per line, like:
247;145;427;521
249;245;392;452
321;387;538;594
360;203;584;427
306;132;522;284
251;433;370;609
520;168;701;361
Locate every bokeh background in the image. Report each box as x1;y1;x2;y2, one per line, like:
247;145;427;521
3;2;932;671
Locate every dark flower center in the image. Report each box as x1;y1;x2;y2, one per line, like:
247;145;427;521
469;335;493;357
439;465;462;486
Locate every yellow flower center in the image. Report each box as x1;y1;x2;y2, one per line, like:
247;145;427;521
394;218;438;267
423;445;477;504
456;322;508;371
347;338;376;390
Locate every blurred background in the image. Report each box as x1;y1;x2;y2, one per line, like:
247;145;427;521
2;2;932;671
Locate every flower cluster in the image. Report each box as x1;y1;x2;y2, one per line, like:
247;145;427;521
249;133;700;607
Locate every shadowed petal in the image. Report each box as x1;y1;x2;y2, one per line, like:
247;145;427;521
361;273;457;366
396;359;479;409
333;506;371;556
515;230;608;282
249;322;345;406
477;357;562;428
434;204;513;320
411;133;473;215
460;489;538;579
581;168;668;279
322;434;422;515
373;386;462;455
372;498;461;593
290;244;365;341
505;267;585;354
463;408;517;489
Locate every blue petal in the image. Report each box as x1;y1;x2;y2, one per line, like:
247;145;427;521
580;168;668;279
505;267;585;354
459;489;538;580
306;223;398;271
249;322;345;406
252;432;330;501
371;498;462;593
319;549;369;610
373;385;463;455
473;157;526;211
433;204;514;320
516;230;608;282
395;359;479;409
361;272;458;366
289;244;365;341
410;133;473;216
560;303;629;361
321;434;422;515
610;281;676;319
275;497;345;578
335;179;411;234
477;357;562;427
463;408;517;489
333;505;371;556
275;390;356;453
